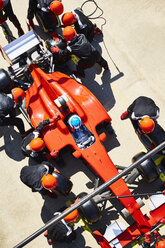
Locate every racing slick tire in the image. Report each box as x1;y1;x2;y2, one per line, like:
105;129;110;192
76;192;102;224
132;152;159;183
0;69;13;93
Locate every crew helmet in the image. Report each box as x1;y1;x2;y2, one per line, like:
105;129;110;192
11;88;25;104
140;117;155;134
62;12;76;26
63;26;77;41
155;236;165;248
0;0;4;11
30;138;45;152
49;1;64;15
41;174;57;190
68;114;81;129
64;207;79;223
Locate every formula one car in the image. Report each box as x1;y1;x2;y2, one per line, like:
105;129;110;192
1;31;165;248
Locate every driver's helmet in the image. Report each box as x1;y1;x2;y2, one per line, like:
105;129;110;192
68;115;81;130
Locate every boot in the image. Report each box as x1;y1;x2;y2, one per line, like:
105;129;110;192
17;26;24;36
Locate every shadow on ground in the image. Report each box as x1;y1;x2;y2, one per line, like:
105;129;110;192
0;126;25;161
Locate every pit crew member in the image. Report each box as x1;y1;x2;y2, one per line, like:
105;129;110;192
20;161;73;198
0;88;25;136
0;0;24;36
51;26;109;78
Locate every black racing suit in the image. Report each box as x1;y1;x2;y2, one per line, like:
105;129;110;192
20;161;73;196
45;212;75;243
59;34;108;75
127;96;165;148
0;93;25;134
72;9;95;42
27;0;58;30
0;0;21;28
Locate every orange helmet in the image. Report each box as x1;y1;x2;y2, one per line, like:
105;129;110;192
140;117;155;134
41;174;57;190
64;207;79;223
11;88;25;104
155;236;165;248
63;26;77;41
0;0;4;11
49;1;64;15
30;138;45;152
62;12;76;26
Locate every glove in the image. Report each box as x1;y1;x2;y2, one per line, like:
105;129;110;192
120;111;129;120
41;119;50;126
49;114;60;124
51;45;60;53
50;150;59;158
27;19;35;30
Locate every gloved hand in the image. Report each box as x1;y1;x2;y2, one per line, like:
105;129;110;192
120;111;129;120
50;150;59;158
49;114;60;124
51;45;60;53
27;19;35;30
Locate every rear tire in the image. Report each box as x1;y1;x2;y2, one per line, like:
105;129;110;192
76;192;102;224
132;152;159;183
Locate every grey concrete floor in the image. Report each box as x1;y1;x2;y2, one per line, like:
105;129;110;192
0;0;165;247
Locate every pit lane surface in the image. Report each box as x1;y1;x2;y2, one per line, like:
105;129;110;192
0;0;165;247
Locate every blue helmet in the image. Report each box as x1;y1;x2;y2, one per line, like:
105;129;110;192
68;115;81;129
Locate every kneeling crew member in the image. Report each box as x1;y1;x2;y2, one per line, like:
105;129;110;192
0;88;25;136
120;96;165;150
21;117;59;162
20;161;73;198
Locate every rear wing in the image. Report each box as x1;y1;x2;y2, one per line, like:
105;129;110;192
0;30;41;65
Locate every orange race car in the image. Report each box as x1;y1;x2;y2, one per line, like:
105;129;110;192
1;31;165;248
25;64;165;248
